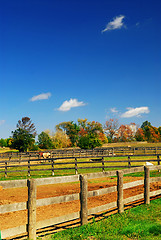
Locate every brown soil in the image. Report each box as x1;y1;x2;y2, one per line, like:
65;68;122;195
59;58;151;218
0;177;161;231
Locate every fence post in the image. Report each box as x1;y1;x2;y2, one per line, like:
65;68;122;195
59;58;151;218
102;157;105;172
117;170;124;213
19;153;21;164
112;148;114;156
28;158;31;177
51;159;54;176
5;161;7;178
144;166;150;204
80;174;88;225
27;179;37;240
75;158;78;175
157;155;160;172
128;156;131;168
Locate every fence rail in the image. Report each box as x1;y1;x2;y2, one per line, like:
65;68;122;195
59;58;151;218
1;165;161;239
1;146;161;159
0;153;160;178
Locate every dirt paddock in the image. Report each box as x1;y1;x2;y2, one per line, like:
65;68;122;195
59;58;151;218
0;176;161;232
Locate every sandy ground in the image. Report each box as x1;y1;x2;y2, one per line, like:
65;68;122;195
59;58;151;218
0;176;161;231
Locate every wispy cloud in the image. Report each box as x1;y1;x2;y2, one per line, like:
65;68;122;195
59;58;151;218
110;107;118;113
121;107;150;118
58;98;86;112
30;92;51;102
0;120;5;126
102;15;125;33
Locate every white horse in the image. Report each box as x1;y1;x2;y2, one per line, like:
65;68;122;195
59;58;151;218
145;162;153;166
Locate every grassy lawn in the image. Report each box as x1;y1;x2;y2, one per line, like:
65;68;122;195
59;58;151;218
39;198;161;240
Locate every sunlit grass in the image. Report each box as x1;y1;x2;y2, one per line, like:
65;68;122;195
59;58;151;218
0;154;160;180
39;197;161;240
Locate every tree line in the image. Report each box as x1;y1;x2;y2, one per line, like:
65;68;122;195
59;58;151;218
0;117;161;152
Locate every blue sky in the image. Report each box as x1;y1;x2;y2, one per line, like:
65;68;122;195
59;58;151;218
0;0;160;138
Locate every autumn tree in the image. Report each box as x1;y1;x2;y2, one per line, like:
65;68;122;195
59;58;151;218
17;117;37;136
104;118;119;142
52;130;71;149
136;122;161;143
117;124;133;142
135;128;146;141
141;121;152;131
77;119;107;149
158;127;161;141
143;126;160;142
56;121;80;146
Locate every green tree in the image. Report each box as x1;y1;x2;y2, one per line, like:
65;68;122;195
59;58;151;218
11;128;35;152
78;133;102;149
56;121;80;146
0;138;7;147
77;119;106;149
38;131;53;149
141;121;152;131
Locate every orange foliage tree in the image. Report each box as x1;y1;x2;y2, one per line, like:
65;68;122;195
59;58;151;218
104;118;119;142
116;124;133;142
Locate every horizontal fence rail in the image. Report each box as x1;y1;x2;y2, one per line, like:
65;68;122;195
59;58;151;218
1;146;161;159
1;165;161;239
0;153;160;178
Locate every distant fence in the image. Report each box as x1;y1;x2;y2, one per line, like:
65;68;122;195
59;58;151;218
0;153;161;178
1;146;161;159
1;165;161;239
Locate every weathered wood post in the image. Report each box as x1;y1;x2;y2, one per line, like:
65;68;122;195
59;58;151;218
117;170;124;213
128;156;131;168
112;148;114;156
19;152;21;164
27;179;37;240
133;147;135;155
144;166;150;204
5;161;7;178
80;174;88;225
28;160;31;177
28;155;31;177
157;155;160;172
75;158;78;175
144;147;146;154
102;157;105;172
51;159;54;176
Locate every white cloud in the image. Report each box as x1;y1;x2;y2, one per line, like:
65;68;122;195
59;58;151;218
58;98;86;112
0;120;5;126
110;107;118;113
30;92;51;102
102;15;125;32
121;107;150;118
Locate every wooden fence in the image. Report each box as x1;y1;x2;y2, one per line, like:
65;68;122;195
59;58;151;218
1;146;161;159
1;165;161;239
0;154;160;178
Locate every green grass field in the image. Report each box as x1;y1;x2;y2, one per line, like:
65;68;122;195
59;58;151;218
39;198;161;240
0;154;160;181
0;142;161;181
0;153;160;181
